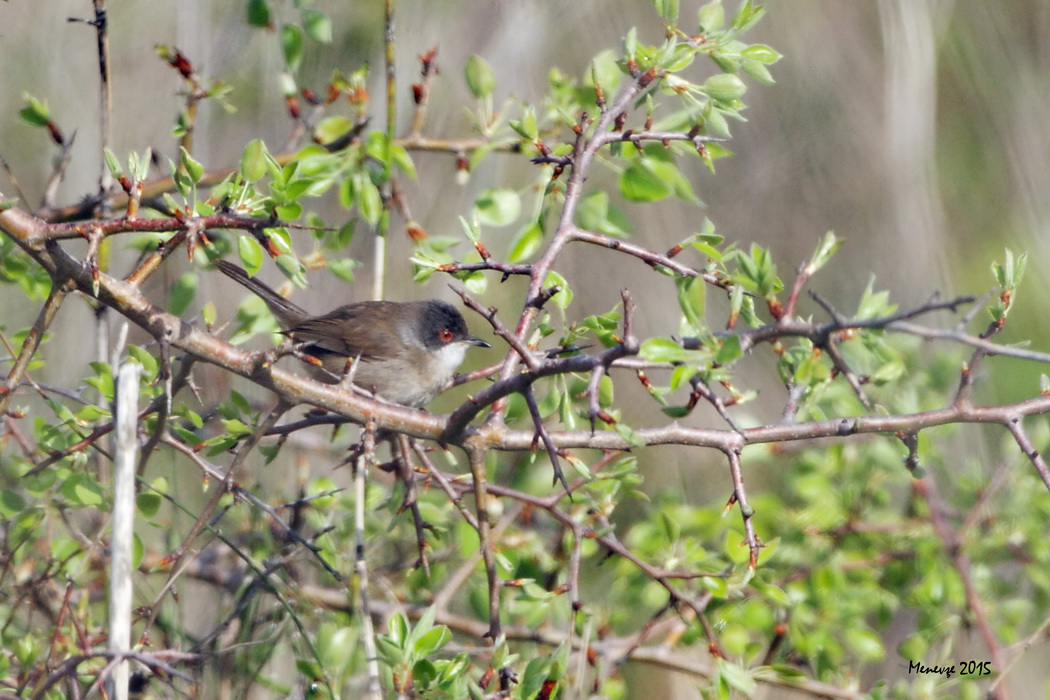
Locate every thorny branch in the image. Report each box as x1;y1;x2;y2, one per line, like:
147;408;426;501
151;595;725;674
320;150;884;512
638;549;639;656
2;34;1050;700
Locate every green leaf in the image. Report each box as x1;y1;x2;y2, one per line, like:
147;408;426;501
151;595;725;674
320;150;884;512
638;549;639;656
357;179;383;228
619;162;672;202
733;243;781;297
509;105;538;140
715;334;742;365
577;191;634;237
465;55;495;99
327;258;359;283
390;144;418;180
238;236;265;276
675;276;706;334
702;73;747;102
413;626;452;658
653;0;679;23
274;254;307;288
169;273;197;316
179;147;204;184
587;49;622;97
640;337;688;363
281;24;304;72
103;148;123;179
543;270;572;309
731;0;766;33
136;492;162;518
716;658;757;695
313;116;354;147
201;301;217;326
278;70;297;98
240;139;268;183
302;9;332;43
247;0;271;27
806;231;842;275
698;0;725;32
463;272;487;295
474;188;520;227
898;635;928;663
61;474;105;507
19;93;50;127
845;627;885;662
742;59;775;85
75;405;109;422
388;612;409;648
126;345;159;377
0;490;27;518
622;28;638;61
741;44;782;64
131;148;152;181
507;222;543;263
992;248;1027;289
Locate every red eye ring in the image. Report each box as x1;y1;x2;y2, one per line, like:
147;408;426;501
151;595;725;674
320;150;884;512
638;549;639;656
439;329;454;342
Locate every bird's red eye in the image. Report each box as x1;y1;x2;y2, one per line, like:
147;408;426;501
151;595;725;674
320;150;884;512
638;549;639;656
439;329;454;342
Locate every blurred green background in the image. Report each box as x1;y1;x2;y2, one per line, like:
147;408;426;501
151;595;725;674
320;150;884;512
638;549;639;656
2;2;1048;696
1;1;1046;390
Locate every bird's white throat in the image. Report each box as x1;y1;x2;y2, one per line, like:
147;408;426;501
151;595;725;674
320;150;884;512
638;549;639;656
429;342;470;381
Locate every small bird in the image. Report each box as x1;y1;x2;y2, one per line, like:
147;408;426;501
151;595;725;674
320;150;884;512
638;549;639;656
215;260;489;408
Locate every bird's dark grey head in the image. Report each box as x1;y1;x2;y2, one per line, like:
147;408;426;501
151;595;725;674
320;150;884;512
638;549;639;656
414;300;488;350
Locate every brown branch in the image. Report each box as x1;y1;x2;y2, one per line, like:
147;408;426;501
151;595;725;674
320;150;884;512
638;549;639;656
0;280;72;416
467;444;501;639
570;226;721;284
39;212;281;242
485;75;654;425
412;440;479;531
38;133;77;214
725;447;760;571
435;259;533;279
454;289;539;370
159;432;342;583
701;290;981;355
822;336;873;411
408;47;439;139
479;477;724;654
168;555;863;699
913;474;1009;700
1004;417;1050;493
6;207;1050;493
593;129;726;150
522;384;571;496
140;401;291;640
395;434;431;575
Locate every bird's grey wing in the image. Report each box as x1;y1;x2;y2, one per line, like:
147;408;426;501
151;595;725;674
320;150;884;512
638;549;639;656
286;302;404;361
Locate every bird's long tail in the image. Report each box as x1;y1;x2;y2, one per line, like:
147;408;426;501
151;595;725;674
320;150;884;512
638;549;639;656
214;260;308;328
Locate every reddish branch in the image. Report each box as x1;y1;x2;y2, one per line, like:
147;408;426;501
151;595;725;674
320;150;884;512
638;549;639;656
4;205;1050;490
914;474;1009;700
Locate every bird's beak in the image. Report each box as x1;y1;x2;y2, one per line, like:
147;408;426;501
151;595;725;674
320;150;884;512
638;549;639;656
468;336;491;348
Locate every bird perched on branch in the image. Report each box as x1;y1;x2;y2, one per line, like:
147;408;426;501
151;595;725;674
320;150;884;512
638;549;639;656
215;260;489;408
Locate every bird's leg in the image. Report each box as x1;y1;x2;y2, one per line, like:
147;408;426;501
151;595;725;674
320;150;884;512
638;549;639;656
339;352;364;387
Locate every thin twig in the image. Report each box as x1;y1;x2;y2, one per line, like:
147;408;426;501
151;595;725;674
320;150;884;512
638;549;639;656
725;447;761;571
396;433;431;575
356;418;382;699
522;384;571;497
454;288;539;370
0;280;72;416
913;474;1008;700
467;444;501;639
1004;416;1050;493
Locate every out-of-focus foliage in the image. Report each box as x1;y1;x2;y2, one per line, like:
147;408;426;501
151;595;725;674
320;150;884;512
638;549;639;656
1;2;1049;699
